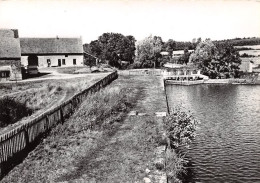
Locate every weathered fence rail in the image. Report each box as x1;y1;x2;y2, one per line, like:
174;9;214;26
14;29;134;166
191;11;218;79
0;71;118;178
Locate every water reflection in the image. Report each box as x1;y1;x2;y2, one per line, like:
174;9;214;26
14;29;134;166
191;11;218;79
166;84;260;182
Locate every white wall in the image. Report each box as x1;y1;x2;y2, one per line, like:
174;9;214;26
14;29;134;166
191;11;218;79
21;55;83;67
240;60;252;72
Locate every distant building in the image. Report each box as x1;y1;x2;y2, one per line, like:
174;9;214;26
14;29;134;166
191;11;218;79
20;37;84;68
172;50;193;58
160;51;170;56
240;58;254;72
0;29;22;81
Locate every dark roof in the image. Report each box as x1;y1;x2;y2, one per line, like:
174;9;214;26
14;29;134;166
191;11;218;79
20;38;83;54
0;37;21;58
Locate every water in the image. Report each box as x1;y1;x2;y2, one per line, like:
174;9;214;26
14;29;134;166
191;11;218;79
166;84;260;182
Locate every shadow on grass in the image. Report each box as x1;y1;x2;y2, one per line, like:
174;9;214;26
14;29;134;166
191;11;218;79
22;72;51;79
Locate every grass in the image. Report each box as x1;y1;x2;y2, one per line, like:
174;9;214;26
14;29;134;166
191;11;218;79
0;73;109;133
0;97;33;128
1;74;169;183
40;66;86;74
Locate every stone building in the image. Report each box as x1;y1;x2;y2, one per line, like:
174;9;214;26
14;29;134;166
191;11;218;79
20;37;84;68
0;29;22;81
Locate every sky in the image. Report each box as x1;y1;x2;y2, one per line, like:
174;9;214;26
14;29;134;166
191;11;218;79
0;0;260;44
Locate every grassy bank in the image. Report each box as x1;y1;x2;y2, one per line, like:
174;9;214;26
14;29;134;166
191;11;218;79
0;73;109;133
0;97;33;128
2;74;193;182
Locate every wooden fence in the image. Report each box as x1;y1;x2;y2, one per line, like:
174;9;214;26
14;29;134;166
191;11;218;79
0;71;118;178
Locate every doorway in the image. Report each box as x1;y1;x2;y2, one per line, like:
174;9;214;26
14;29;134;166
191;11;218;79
58;59;61;67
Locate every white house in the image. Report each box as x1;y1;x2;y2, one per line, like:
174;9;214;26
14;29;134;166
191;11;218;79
20;37;84;68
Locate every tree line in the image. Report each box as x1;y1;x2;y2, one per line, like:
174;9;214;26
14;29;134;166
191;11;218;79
83;33;259;78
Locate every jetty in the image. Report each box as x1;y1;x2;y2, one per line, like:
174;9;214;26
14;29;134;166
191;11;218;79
163;64;209;85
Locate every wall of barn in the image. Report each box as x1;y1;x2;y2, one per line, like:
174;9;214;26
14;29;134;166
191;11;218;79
21;55;83;67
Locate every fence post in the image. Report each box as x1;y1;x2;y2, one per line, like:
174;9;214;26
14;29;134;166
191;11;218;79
60;107;64;124
44;115;49;131
23;128;29;152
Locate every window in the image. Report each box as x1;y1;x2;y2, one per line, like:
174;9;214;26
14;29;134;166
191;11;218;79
62;59;66;65
73;59;76;65
65;54;68;57
0;71;10;78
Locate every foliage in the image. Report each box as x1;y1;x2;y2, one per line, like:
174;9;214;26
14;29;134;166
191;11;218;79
189;39;241;78
240;53;255;58
215;42;242;78
165;148;185;183
134;35;163;68
0;97;33;127
214;37;260;47
83;33;136;68
177;48;191;65
163;108;197;182
163;39;176;57
163;108;197;149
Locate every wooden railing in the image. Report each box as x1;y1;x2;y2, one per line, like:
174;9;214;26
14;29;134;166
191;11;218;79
0;71;118;178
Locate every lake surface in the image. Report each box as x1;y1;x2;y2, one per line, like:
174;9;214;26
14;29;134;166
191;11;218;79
166;84;260;182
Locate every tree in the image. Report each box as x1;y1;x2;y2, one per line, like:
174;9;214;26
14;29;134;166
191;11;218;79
189;39;241;78
83;33;136;68
135;35;163;68
83;44;98;67
164;39;176;57
215;42;241;78
177;48;190;65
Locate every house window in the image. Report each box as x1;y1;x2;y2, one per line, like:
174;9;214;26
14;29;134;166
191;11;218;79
65;55;68;57
0;71;10;78
62;59;66;65
73;59;76;65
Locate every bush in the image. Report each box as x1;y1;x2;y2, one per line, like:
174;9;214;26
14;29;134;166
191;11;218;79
0;97;33;128
163;108;197;182
163;108;197;149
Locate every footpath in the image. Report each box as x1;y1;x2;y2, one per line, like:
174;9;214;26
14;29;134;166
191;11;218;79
2;74;168;183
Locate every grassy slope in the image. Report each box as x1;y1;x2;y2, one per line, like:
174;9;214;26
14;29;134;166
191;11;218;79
0;73;109;134
1;74;167;183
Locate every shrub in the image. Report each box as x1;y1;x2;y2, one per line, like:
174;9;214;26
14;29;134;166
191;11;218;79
163;108;197;149
163;108;197;182
0;97;33;127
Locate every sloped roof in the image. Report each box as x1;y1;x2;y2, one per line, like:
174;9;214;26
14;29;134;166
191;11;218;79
0;37;21;58
20;38;83;54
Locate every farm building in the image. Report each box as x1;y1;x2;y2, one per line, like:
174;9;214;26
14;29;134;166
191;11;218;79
20;37;84;68
0;29;22;82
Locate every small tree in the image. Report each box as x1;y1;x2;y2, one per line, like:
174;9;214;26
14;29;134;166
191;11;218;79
135;35;163;68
